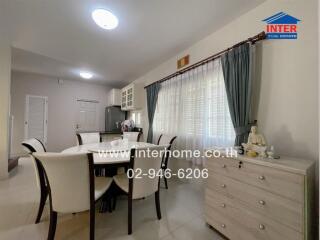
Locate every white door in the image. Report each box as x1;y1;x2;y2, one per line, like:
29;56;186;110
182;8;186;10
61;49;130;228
24;95;48;146
76;100;98;132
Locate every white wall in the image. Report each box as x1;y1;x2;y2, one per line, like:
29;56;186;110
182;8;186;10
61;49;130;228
11;71;111;155
132;0;318;162
0;1;12;178
0;42;11;179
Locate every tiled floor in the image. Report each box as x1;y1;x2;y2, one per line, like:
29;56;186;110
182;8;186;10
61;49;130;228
0;157;224;240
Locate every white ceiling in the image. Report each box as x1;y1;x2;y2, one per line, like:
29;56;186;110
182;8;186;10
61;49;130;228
4;0;265;87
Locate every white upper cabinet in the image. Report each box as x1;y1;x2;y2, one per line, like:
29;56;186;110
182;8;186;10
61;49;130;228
108;89;121;106
121;83;143;110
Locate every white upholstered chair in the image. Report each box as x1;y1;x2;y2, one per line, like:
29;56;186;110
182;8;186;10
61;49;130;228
113;145;167;234
122;132;141;142
76;132;103;176
22;138;47;224
157;134;177;189
76;132;101;145
33;152;112;240
22;138;46;153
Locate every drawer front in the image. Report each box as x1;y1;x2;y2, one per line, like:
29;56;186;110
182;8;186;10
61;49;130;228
205;205;252;240
205;188;302;240
207;157;304;203
206;172;303;232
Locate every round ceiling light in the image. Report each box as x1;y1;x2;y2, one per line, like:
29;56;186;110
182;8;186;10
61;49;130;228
80;71;93;79
92;9;118;30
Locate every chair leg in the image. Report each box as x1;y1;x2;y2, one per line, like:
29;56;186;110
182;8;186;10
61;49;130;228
128;197;132;235
164;176;168;189
99;192;108;213
155;190;161;219
108;197;112;213
35;187;48;224
90;207;95;240
48;211;57;240
112;195;117;210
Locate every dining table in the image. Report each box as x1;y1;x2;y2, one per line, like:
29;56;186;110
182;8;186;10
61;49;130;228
62;141;157;165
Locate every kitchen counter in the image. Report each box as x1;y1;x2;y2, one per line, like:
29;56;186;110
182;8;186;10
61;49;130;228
99;131;122;134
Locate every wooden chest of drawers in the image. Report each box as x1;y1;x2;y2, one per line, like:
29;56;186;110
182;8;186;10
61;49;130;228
205;154;315;240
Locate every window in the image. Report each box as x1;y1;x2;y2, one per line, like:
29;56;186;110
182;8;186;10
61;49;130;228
153;58;235;164
131;111;141;126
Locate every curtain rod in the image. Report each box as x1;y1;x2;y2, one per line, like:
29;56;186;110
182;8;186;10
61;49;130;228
144;31;266;89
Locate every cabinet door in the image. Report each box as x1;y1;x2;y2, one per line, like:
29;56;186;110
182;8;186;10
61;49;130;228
121;90;127;109
110;89;121;106
127;87;133;108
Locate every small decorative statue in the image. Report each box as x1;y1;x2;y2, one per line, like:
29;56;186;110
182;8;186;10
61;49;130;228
242;126;267;157
247;126;266;146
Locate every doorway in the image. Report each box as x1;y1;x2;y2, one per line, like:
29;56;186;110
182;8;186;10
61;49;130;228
24;95;48;146
76;99;99;132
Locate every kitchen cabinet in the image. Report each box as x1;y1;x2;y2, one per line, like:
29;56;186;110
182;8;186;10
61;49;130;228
121;83;144;110
108;88;121;106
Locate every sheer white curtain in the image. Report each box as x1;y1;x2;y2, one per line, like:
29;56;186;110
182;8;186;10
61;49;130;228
153;58;235;165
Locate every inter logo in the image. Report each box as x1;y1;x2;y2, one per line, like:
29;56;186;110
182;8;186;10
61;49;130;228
263;12;300;39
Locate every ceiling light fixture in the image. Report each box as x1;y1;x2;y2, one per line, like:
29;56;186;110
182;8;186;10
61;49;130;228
92;9;118;30
80;71;93;79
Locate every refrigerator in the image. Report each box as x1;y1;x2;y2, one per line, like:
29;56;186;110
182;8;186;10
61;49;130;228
105;106;126;133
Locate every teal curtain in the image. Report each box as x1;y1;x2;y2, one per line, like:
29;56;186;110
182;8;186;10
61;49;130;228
146;82;161;143
221;43;253;146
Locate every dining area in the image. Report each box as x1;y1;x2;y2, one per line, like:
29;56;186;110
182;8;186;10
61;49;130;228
19;132;187;240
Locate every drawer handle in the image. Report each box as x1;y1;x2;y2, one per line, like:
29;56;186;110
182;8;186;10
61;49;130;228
222;164;226;168
221;203;226;208
221;184;226;188
258;175;265;180
259;224;265;230
221;224;226;228
259;200;266;205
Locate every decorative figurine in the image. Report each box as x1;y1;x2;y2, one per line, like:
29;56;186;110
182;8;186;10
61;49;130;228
242;126;267;157
247;126;266;146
